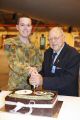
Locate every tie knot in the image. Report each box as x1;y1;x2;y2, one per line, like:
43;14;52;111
52;52;57;61
52;52;57;58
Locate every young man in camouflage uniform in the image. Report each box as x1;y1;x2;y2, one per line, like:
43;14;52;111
4;17;43;90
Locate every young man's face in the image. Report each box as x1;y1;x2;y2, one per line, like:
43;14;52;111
49;27;65;52
16;17;32;38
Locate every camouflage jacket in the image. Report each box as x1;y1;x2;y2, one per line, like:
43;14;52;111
4;36;44;90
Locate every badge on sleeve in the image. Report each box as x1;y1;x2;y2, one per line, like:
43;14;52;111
4;44;11;50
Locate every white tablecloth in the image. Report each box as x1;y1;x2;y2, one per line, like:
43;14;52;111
0;91;80;120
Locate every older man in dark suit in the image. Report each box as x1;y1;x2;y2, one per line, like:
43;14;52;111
29;27;80;96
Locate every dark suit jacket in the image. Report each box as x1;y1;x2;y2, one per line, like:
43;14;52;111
40;43;80;96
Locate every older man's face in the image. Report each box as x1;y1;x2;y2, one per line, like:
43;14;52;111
16;17;32;38
49;27;65;52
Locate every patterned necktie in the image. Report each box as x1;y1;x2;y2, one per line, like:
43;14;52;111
52;52;57;63
51;52;57;73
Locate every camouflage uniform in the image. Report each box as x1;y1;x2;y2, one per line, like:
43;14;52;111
4;36;44;90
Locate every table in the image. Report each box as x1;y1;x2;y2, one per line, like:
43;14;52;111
0;91;80;120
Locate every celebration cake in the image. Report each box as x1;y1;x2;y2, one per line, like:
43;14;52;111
5;90;58;117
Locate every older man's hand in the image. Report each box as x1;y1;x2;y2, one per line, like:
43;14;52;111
29;72;43;87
